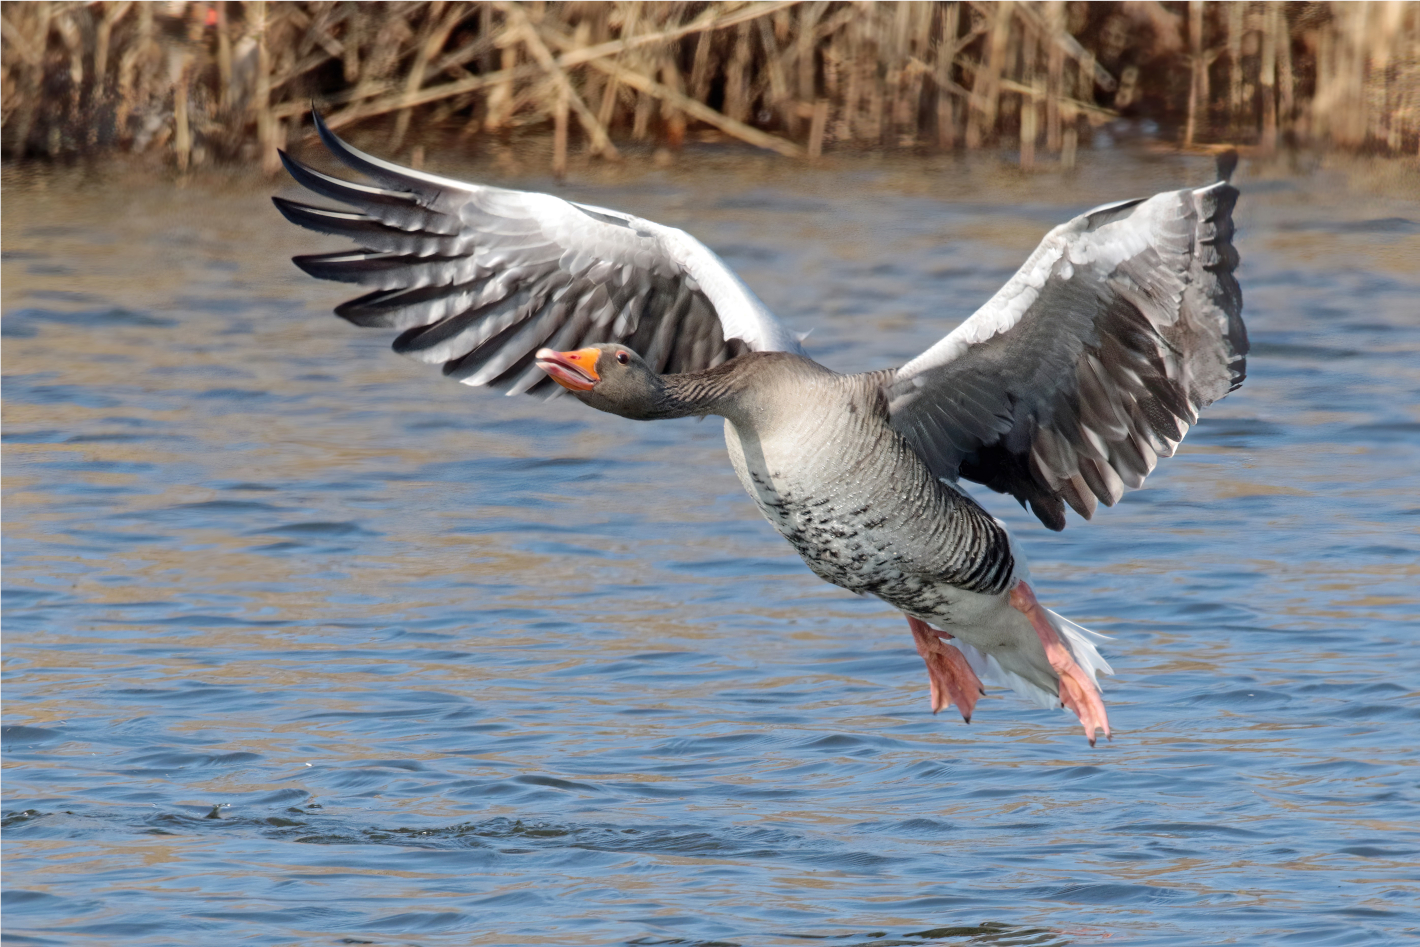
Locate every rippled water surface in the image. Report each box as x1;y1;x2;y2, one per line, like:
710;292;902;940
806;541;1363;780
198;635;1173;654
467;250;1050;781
4;145;1419;946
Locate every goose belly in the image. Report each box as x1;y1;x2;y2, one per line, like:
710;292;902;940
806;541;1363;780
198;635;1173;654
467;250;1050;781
744;474;902;592
723;420;951;606
722;419;1012;626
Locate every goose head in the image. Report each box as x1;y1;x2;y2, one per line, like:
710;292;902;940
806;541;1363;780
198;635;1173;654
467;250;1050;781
536;343;671;420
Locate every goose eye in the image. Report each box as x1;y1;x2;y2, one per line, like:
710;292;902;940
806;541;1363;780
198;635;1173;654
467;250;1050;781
615;351;629;364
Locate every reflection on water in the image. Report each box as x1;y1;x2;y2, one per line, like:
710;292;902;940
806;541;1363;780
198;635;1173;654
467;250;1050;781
3;146;1419;946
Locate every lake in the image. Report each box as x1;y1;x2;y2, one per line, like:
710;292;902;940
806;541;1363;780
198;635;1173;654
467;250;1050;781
4;140;1418;946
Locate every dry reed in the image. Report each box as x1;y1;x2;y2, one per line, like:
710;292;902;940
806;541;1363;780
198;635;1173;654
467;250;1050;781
3;1;1418;174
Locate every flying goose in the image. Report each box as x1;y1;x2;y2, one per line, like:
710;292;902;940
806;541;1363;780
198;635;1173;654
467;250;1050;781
274;114;1246;745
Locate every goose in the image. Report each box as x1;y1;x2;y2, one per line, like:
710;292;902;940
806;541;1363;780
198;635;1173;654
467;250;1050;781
274;114;1246;745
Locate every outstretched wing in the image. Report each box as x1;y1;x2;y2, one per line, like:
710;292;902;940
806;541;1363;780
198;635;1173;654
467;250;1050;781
885;164;1246;531
274;113;803;396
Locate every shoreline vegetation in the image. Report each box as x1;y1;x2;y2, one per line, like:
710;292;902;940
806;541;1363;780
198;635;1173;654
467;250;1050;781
2;2;1418;177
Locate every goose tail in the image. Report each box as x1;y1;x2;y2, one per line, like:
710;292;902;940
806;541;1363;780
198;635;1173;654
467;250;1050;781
950;610;1114;713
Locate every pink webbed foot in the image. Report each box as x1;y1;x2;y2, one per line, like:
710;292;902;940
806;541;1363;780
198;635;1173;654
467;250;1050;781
906;615;984;722
1008;580;1111;746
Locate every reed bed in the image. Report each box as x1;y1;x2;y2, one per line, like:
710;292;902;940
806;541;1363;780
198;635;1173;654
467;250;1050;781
3;1;1419;173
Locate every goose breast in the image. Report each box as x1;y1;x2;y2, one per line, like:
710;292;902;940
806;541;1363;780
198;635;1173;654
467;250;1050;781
720;370;1014;620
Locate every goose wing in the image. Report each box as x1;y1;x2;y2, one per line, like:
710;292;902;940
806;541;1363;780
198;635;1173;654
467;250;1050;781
884;166;1246;531
274;113;803;396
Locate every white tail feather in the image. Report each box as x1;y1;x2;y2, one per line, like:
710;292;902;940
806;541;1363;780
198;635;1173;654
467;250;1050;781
950;638;1058;709
1048;608;1114;681
947;609;1114;713
960;518;1114;715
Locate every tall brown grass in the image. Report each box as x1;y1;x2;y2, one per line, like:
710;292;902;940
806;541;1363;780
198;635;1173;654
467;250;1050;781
3;2;1418;174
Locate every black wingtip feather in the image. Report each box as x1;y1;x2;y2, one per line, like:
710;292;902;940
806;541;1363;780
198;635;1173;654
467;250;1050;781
271;193;297;223
311;109;387;182
311;108;339;155
279;145;422;211
272;196;420;248
277;147;313;188
1216;149;1239;183
310;107;427;193
272;195;344;232
291;251;415;284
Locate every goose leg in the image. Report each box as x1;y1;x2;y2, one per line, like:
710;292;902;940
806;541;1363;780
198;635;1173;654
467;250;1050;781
907;616;984;722
1008;581;1111;746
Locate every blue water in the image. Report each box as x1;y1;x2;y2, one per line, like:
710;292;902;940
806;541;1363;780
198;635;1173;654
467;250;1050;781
4;147;1418;946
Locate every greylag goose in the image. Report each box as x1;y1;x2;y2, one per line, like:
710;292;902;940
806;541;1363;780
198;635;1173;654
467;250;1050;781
274;114;1246;745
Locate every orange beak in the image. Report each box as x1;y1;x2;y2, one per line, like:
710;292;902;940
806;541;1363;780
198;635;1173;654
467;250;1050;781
535;347;600;391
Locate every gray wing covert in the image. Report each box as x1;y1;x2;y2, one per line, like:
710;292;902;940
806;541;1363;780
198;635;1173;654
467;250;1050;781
885;165;1246;530
274;113;802;396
